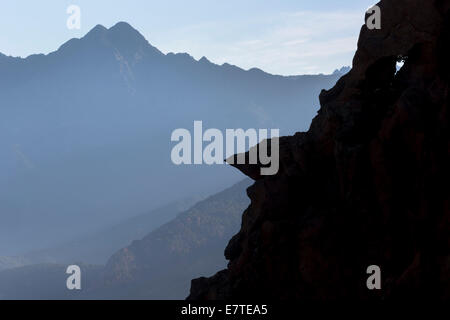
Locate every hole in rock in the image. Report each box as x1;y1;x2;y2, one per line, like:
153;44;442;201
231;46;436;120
395;55;407;75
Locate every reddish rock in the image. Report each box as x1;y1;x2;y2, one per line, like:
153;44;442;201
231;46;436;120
189;0;450;300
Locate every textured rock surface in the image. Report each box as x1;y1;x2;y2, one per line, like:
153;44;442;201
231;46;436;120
189;0;450;300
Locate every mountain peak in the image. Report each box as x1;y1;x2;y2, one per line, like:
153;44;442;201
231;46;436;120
199;56;210;63
109;21;135;31
63;22;163;59
108;21;145;41
92;24;108;32
81;22;147;45
84;24;108;39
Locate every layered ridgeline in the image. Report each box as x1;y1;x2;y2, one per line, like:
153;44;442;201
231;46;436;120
24;196;202;265
189;0;450;300
94;179;252;299
0;22;344;254
0;179;251;299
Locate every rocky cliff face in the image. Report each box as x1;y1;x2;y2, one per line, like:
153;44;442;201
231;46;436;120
189;0;450;300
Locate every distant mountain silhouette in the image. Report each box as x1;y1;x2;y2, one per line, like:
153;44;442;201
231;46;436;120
0;22;343;254
333;66;351;76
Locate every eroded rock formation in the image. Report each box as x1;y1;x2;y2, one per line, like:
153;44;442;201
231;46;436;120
189;0;450;300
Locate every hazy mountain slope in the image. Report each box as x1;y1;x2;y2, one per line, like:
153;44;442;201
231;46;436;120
0;263;102;300
89;178;253;299
0;256;29;272
24;196;203;265
0;179;252;299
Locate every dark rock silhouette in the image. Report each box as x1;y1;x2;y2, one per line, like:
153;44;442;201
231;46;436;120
189;0;450;300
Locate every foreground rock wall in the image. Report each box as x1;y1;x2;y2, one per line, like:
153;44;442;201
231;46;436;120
189;0;450;300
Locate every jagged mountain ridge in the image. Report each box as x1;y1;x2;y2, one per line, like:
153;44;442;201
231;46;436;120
0;22;344;254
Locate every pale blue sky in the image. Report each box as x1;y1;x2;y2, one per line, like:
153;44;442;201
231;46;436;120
0;0;376;75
